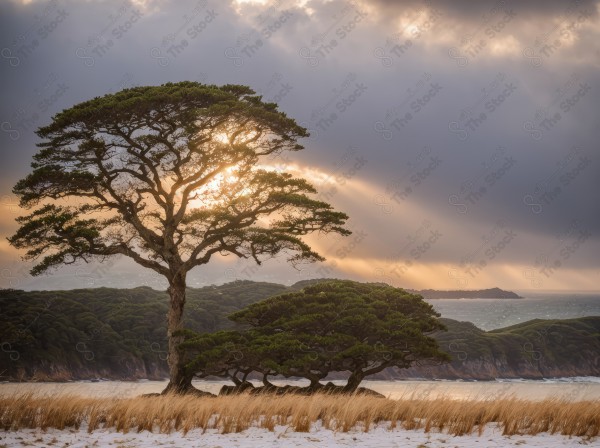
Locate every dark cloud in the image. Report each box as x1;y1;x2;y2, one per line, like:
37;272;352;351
0;0;598;291
369;0;599;19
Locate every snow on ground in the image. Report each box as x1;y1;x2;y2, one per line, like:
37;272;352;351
1;423;597;448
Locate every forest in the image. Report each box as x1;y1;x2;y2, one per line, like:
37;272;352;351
1;280;598;382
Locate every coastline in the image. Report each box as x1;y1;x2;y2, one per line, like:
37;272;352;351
2;378;600;401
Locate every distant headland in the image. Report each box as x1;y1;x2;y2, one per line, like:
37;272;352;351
291;280;522;299
409;287;522;299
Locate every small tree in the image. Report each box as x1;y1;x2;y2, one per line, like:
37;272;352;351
7;82;350;394
185;280;450;392
182;330;253;384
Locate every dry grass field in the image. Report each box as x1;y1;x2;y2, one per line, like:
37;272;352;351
1;391;599;439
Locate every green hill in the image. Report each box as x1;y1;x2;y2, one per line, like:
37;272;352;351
0;281;286;381
0;280;597;381
396;316;600;380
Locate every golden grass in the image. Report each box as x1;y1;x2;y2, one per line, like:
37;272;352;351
1;391;599;438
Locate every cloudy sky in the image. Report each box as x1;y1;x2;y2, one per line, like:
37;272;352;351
1;0;599;292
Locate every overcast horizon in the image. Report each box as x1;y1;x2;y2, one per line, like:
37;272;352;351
1;0;599;292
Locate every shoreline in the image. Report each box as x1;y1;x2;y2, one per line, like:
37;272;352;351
2;375;599;384
3;378;600;402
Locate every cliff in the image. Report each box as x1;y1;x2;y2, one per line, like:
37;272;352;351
376;317;600;380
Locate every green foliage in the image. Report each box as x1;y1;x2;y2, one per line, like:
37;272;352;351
184;280;450;388
0;280;286;380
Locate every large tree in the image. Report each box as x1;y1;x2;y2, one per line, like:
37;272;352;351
184;280;450;393
7;82;350;394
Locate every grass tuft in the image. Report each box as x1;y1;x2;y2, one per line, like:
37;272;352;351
0;391;598;438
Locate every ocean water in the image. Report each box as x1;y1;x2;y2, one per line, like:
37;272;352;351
425;292;600;330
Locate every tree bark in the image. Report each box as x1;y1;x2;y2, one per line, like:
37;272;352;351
343;371;365;393
161;271;193;394
343;362;390;393
231;370;242;386
306;374;323;391
263;374;274;387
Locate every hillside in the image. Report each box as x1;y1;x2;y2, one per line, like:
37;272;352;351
0;281;287;381
0;280;596;381
389;316;600;380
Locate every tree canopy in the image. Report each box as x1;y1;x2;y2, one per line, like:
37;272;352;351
183;280;450;392
9;82;349;277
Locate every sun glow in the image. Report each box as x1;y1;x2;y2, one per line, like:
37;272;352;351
211;129;261;145
185;162;336;212
186;165;248;210
213;133;231;144
260;162;333;185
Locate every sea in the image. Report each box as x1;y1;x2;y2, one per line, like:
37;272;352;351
424;291;600;330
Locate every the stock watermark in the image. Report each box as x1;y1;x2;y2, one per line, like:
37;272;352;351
523;219;591;287
150;1;216;66
225;0;294;67
448;146;516;214
374;219;442;285
375;146;441;213
448;72;518;140
374;0;443;67
303;72;368;138
299;1;367;68
448;219;516;287
75;1;144;67
1;72;69;141
374;73;442;141
448;1;517;67
1;0;69;67
523;73;590;141
522;0;593;68
522;146;590;214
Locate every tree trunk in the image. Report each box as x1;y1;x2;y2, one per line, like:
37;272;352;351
307;374;323;391
263;374;274;387
343;371;364;393
231;370;242;386
162;272;193;394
